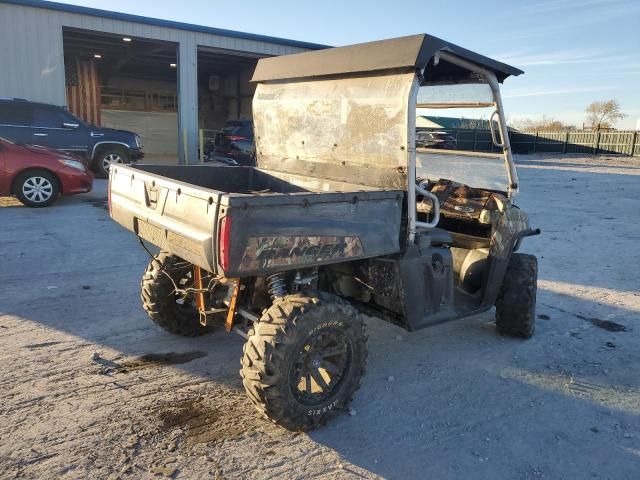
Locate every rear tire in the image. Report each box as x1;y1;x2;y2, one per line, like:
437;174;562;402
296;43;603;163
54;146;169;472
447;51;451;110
495;253;538;339
14;169;59;207
140;252;207;336
241;292;367;431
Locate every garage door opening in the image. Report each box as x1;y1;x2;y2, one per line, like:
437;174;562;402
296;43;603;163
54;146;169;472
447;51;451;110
62;28;179;163
197;47;264;164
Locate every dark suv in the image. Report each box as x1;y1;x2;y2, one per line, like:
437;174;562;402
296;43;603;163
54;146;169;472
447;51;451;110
205;120;255;166
0;98;143;177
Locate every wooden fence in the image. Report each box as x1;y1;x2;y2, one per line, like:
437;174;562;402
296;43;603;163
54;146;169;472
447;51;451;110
423;129;640;156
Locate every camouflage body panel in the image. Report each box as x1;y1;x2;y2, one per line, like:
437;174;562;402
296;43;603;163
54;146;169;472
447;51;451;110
240;236;364;271
221;190;403;277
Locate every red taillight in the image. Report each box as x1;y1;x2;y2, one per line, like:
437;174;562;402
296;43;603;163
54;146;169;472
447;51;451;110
226;135;247;141
218;215;231;271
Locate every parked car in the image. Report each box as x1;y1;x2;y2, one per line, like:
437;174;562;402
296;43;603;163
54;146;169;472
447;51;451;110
416;130;457;149
205;120;255;165
0;137;93;207
0;98;144;178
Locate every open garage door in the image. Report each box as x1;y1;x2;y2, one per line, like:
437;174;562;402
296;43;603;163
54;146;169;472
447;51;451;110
63;28;179;163
197;47;265;165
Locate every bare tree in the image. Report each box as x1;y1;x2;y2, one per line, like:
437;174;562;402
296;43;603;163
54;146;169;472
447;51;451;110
585;99;626;129
510;116;575;132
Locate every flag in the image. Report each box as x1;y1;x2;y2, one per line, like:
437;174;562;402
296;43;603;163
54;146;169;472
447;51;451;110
65;57;101;126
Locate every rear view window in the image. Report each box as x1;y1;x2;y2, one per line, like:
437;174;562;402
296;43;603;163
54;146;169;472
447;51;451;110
0;102;30;126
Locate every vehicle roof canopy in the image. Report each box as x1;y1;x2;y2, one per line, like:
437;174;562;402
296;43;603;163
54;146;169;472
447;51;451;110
252;34;523;84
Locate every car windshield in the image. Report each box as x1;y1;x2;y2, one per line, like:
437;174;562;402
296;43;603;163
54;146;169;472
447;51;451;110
416;82;509;193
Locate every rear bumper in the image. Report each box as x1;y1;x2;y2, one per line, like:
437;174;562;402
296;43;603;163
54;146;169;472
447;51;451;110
59;167;94;195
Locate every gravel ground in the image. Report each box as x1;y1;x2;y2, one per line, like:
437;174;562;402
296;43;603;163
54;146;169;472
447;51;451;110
1;154;639;479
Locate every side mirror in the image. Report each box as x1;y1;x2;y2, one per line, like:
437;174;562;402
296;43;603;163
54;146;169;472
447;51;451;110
63;122;79;129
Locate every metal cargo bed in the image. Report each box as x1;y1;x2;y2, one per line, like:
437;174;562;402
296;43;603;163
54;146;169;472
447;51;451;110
109;164;404;276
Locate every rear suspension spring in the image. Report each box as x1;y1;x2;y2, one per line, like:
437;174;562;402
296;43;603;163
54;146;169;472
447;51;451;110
266;273;287;300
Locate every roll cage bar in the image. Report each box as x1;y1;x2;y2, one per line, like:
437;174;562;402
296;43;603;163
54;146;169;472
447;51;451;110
408;50;520;242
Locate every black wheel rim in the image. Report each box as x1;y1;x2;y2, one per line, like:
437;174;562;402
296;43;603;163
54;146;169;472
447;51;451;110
289;328;352;406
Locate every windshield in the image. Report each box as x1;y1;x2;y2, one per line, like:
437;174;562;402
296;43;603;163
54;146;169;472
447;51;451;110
416;82;509;192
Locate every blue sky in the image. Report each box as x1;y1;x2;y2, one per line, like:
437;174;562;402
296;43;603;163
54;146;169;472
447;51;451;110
61;0;640;128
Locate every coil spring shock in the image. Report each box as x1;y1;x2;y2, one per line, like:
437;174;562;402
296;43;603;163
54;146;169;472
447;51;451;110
266;273;287;300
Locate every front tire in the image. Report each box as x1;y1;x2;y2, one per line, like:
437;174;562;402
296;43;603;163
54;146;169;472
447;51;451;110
14;169;59;207
241;292;367;431
140;252;207;336
94;147;127;178
495;253;538;339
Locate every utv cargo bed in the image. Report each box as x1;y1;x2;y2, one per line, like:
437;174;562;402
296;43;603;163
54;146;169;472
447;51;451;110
109;164;404;276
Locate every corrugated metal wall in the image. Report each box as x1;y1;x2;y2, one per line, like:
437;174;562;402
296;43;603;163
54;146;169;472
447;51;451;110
0;2;307;163
0;5;66;104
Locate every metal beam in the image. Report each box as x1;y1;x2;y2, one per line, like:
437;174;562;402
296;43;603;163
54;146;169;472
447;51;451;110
177;38;198;164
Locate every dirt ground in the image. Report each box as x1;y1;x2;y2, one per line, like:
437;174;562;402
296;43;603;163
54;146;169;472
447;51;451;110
1;154;639;479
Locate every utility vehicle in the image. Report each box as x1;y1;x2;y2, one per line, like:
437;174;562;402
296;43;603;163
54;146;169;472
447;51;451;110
109;34;539;431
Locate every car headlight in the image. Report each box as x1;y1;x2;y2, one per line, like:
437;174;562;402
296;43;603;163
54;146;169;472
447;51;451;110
58;159;86;171
135;135;143;148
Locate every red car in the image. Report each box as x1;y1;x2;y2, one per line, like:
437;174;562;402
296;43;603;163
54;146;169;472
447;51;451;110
0;137;93;207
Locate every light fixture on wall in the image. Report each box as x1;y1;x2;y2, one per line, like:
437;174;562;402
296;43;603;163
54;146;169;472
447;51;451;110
94;54;102;59
122;37;132;42
170;63;177;68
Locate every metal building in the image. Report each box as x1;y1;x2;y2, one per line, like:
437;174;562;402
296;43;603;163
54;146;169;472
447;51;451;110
0;0;325;163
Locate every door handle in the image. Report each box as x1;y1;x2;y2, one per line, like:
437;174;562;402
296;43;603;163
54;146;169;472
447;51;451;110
33;133;48;137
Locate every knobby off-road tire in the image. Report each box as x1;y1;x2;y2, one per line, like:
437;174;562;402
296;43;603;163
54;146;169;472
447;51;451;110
241;292;367;431
495;253;538;339
140;252;207;337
